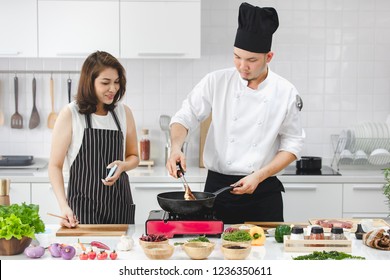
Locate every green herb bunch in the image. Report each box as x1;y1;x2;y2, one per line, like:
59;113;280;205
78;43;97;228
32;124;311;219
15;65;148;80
0;203;45;240
293;251;365;260
222;229;252;242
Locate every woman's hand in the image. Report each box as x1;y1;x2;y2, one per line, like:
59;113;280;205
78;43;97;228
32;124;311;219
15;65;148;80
101;160;123;186
61;206;79;228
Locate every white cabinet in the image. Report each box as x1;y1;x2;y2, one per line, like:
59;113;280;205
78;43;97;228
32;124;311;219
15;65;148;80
343;183;388;219
38;0;120;57
31;183;68;224
130;182;201;224
0;0;38;57
120;0;201;58
283;184;343;222
9;183;31;205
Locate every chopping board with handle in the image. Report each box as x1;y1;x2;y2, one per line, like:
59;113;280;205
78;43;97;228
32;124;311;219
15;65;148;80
56;224;128;236
245;221;309;230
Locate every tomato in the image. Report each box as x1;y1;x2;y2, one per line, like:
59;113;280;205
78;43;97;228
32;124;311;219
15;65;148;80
97;250;108;260
110;250;118;260
79;252;88;260
87;249;96;260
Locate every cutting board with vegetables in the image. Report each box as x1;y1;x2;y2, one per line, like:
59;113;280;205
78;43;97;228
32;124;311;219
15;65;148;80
308;218;390;232
56;224;128;236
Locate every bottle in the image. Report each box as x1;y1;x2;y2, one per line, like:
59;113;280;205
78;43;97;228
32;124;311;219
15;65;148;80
309;226;324;247
140;128;150;160
330;227;345;240
290;226;305;240
355;224;366;240
0;179;11;206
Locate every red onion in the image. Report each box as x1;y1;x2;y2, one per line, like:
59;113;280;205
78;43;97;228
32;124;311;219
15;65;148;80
48;243;62;258
61;245;76;260
24;246;45;258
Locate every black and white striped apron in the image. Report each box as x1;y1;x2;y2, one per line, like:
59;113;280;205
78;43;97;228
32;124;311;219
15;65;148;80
204;170;284;224
67;110;135;224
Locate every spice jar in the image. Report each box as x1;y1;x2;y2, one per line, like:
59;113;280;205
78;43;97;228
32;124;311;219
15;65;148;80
0;179;11;206
140;128;150;160
309;226;324;246
290;226;304;240
330;227;345;240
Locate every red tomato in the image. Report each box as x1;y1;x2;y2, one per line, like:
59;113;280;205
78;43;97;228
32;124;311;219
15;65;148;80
110;250;118;260
79;252;88;260
87;249;96;260
97;250;108;260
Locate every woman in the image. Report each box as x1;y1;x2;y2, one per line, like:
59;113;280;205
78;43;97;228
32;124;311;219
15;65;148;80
49;51;139;228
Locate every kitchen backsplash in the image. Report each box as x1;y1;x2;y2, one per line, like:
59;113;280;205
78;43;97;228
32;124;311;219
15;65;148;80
0;0;389;167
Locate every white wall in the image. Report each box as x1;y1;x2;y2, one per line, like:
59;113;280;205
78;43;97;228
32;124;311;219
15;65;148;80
0;0;389;167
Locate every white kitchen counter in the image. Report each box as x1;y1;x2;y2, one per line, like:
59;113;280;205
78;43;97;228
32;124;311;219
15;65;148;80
0;163;387;184
0;224;389;260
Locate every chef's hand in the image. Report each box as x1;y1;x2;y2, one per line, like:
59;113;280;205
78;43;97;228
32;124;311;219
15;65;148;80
101;161;123;186
61;206;79;228
230;172;264;195
166;149;186;178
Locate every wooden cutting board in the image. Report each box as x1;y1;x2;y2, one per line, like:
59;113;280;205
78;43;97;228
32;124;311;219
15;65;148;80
56;224;128;236
245;221;309;230
308;218;390;232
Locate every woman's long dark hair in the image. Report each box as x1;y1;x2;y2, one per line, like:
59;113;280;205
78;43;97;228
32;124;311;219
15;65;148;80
76;51;126;114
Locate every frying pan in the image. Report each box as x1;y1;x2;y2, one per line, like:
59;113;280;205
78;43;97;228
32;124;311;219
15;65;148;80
157;186;233;215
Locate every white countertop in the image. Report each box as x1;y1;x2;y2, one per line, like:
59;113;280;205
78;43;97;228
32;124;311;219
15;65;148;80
1;224;389;261
0;163;386;184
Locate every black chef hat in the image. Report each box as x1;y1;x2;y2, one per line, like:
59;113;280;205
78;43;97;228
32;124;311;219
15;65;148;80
234;2;279;53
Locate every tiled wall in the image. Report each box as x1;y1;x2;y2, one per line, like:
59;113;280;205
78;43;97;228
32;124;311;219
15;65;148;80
0;0;389;167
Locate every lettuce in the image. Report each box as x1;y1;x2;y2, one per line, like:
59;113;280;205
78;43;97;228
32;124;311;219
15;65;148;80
0;203;45;240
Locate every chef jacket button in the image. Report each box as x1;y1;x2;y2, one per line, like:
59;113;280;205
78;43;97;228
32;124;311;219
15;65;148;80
252;143;257;147
227;161;231;165
257;121;263;125
233;117;238;121
230;138;235;143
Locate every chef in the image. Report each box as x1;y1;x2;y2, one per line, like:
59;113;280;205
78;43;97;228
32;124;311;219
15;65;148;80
166;2;305;224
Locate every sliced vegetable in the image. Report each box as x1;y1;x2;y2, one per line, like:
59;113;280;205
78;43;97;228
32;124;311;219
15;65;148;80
24;245;45;258
61;245;76;260
275;225;292;243
249;226;266;246
91;241;110;250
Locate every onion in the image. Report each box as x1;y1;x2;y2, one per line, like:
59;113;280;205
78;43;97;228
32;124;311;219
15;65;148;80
48;243;62;258
61;245;76;260
24;245;45;258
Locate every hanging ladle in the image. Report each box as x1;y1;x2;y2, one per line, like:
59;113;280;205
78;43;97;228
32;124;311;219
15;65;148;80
176;162;196;200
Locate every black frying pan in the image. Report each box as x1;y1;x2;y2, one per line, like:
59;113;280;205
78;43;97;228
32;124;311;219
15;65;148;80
157;186;233;215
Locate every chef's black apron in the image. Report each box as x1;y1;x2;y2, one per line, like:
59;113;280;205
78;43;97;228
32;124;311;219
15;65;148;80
204;170;284;224
67;111;135;224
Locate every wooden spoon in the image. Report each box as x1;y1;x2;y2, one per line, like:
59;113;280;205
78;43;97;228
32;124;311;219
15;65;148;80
47;77;57;129
28;77;40;129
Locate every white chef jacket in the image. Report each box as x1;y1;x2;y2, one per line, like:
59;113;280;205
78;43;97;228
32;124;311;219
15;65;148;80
171;67;305;176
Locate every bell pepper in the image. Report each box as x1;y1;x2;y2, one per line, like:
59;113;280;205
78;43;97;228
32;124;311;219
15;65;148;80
249;226;266;246
274;225;292;243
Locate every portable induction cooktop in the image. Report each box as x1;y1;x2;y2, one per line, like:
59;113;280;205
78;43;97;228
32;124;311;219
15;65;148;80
281;165;341;176
145;210;224;238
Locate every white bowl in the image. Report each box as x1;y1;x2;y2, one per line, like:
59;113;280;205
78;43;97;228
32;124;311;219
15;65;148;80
353;150;368;165
368;148;390;165
339;149;353;165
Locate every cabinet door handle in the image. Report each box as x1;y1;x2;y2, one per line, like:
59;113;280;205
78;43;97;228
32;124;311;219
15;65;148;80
56;52;90;57
137;52;186;57
0;52;21;56
352;186;382;191
285;186;317;191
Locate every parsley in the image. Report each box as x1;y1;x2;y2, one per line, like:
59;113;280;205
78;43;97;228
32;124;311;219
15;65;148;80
222;230;252;242
0;203;45;240
293;251;365;260
187;235;210;242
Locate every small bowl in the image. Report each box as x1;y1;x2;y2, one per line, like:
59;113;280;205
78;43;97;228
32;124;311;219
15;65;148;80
221;243;251;260
139;239;169;248
0;237;32;256
182;242;215;260
142;243;174;260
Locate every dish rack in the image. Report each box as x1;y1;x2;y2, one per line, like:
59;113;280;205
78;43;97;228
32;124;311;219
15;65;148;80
331;134;390;170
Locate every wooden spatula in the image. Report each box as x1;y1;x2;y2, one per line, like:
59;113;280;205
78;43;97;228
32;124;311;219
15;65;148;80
10;76;23;129
47;77;57;129
177;162;196;200
29;77;40;129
